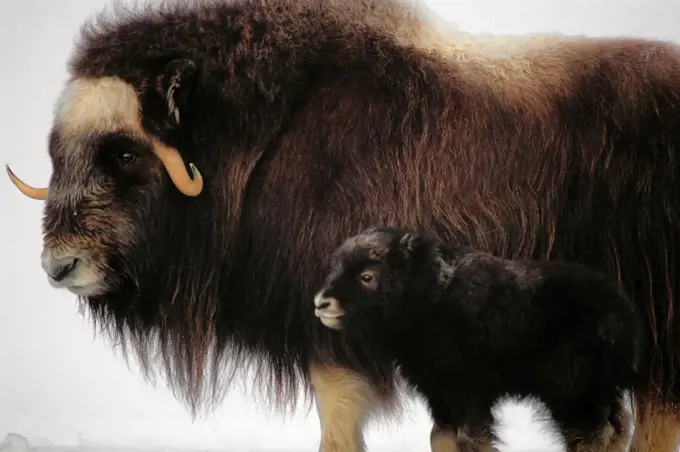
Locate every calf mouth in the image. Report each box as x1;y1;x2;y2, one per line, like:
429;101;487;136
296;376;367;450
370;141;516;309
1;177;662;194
313;292;345;330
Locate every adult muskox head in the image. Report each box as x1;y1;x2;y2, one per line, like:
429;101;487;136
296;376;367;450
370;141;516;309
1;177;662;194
3;13;264;410
6;58;228;405
7;73;204;298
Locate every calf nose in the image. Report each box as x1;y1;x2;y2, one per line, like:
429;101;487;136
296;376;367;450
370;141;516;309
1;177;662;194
313;292;328;308
41;248;79;282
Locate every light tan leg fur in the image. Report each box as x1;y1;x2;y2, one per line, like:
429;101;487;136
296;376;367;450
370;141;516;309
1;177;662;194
311;363;379;452
629;402;680;452
431;424;459;452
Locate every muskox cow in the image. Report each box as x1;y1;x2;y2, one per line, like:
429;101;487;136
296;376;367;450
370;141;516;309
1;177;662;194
6;0;680;450
313;227;643;451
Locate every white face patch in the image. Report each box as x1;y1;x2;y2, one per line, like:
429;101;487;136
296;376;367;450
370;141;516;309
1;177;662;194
54;76;145;141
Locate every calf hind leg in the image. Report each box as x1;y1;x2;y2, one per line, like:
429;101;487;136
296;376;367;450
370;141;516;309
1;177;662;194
605;398;633;452
551;396;631;452
429;397;498;452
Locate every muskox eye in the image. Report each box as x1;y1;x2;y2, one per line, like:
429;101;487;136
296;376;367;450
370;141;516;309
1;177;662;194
116;151;138;165
359;272;374;284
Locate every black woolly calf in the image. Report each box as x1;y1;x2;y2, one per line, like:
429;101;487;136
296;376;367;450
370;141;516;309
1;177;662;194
313;227;643;452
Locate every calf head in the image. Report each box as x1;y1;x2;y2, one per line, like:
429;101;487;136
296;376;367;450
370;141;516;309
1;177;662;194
313;227;424;331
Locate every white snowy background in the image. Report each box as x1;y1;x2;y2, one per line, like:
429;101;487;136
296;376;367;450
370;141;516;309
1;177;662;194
1;0;680;451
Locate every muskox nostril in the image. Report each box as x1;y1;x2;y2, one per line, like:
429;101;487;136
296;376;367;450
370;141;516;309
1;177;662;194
51;257;79;282
317;301;330;310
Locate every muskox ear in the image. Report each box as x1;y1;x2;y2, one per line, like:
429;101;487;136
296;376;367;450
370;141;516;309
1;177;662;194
156;59;197;128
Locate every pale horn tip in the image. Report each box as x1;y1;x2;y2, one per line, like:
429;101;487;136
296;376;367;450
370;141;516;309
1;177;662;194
5;164;49;200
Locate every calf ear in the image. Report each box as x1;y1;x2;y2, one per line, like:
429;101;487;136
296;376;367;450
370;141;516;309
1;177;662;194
399;232;422;254
156;59;197;129
399;232;430;271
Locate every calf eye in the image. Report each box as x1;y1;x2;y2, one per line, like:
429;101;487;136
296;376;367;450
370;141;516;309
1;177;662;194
116;151;138;165
359;272;374;284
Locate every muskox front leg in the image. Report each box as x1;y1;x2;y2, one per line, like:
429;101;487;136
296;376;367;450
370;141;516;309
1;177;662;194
430;424;459;452
310;363;379;452
630;396;680;452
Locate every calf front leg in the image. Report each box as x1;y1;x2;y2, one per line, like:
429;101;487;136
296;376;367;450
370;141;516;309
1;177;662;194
429;395;498;452
310;363;381;452
430;423;498;452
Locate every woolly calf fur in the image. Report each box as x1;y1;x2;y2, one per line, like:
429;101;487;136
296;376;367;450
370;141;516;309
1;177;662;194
314;227;643;451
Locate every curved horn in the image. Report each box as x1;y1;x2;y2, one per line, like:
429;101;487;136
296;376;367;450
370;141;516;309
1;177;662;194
151;138;204;197
5;165;49;200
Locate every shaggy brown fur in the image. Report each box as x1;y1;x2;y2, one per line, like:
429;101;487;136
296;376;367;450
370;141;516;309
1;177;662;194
7;0;680;450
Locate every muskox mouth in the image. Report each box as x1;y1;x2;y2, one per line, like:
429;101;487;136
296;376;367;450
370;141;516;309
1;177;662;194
57;282;104;298
45;270;106;297
46;274;106;298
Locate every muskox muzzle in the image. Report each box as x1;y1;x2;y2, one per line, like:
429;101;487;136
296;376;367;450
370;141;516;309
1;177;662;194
6;137;204;199
40;244;103;296
42;249;79;282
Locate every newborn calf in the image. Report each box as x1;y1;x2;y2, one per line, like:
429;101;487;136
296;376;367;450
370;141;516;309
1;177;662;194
313;227;642;452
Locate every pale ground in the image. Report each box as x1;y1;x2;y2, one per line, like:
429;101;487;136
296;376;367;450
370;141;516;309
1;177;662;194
0;402;572;452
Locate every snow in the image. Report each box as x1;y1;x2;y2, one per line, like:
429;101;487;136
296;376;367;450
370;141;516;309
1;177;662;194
1;0;679;450
2;404;564;452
